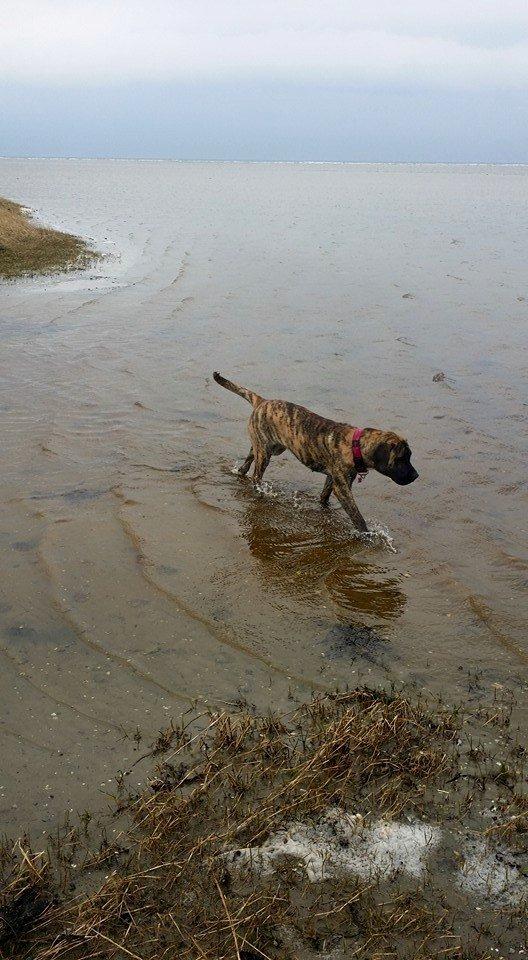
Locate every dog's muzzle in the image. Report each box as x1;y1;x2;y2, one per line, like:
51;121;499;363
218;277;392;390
399;467;419;485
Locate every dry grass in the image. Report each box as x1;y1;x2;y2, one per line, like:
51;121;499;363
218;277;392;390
0;687;526;960
0;197;97;279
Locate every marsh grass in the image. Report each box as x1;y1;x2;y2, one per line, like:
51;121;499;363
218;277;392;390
0;197;97;280
0;687;526;959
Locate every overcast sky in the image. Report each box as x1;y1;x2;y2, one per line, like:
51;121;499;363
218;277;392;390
1;0;528;160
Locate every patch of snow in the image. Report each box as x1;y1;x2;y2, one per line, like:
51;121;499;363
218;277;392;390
457;839;527;905
223;807;440;883
224;808;528;906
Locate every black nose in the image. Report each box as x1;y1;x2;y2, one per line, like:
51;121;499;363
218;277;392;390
410;469;419;482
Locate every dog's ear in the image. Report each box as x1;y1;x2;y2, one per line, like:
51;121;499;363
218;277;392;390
372;439;391;471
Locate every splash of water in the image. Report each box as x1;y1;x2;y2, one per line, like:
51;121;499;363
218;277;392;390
229;469;397;551
292;489;305;510
255;480;278;498
229;463;278;497
356;520;398;553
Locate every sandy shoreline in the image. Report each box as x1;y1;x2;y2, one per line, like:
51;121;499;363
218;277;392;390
0;196;97;280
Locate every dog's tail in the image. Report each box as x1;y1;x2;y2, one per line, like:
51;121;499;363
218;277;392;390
213;371;264;408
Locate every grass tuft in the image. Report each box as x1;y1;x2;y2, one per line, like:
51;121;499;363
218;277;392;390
0;197;98;280
0;686;526;959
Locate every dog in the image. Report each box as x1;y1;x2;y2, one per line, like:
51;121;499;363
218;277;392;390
213;372;418;532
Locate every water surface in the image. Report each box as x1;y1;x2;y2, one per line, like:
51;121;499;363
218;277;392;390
0;160;527;831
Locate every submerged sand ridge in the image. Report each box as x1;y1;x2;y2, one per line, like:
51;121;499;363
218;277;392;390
0;160;527;833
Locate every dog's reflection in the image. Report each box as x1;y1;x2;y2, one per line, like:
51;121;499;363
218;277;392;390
238;492;406;621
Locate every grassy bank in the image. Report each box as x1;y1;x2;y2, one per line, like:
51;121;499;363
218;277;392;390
0;686;526;959
0;197;97;280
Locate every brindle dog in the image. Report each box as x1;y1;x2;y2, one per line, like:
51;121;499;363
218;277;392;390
213;372;418;532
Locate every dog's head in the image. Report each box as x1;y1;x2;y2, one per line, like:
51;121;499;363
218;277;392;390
369;432;419;486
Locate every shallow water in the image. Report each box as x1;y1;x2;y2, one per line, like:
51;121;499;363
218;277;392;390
0;160;527;832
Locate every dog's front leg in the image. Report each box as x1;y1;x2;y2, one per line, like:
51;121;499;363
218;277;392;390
332;475;368;532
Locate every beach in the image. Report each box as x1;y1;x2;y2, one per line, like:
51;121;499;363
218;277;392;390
0;160;527;840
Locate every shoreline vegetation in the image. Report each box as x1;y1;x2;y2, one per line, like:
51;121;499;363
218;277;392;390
0;684;526;959
0;197;98;280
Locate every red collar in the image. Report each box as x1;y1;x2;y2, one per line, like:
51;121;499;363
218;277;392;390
352;428;368;477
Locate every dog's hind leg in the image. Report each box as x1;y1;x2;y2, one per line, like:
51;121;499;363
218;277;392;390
332;474;368;532
237;448;254;476
248;419;274;487
252;448;271;487
320;475;333;507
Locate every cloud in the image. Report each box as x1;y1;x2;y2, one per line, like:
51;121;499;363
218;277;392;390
2;0;528;87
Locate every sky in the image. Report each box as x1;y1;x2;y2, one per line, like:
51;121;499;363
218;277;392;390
1;0;528;161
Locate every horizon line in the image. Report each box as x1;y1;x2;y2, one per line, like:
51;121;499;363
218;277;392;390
1;157;528;166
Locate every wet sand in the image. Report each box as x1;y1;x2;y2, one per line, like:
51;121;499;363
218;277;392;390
0;160;527;833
